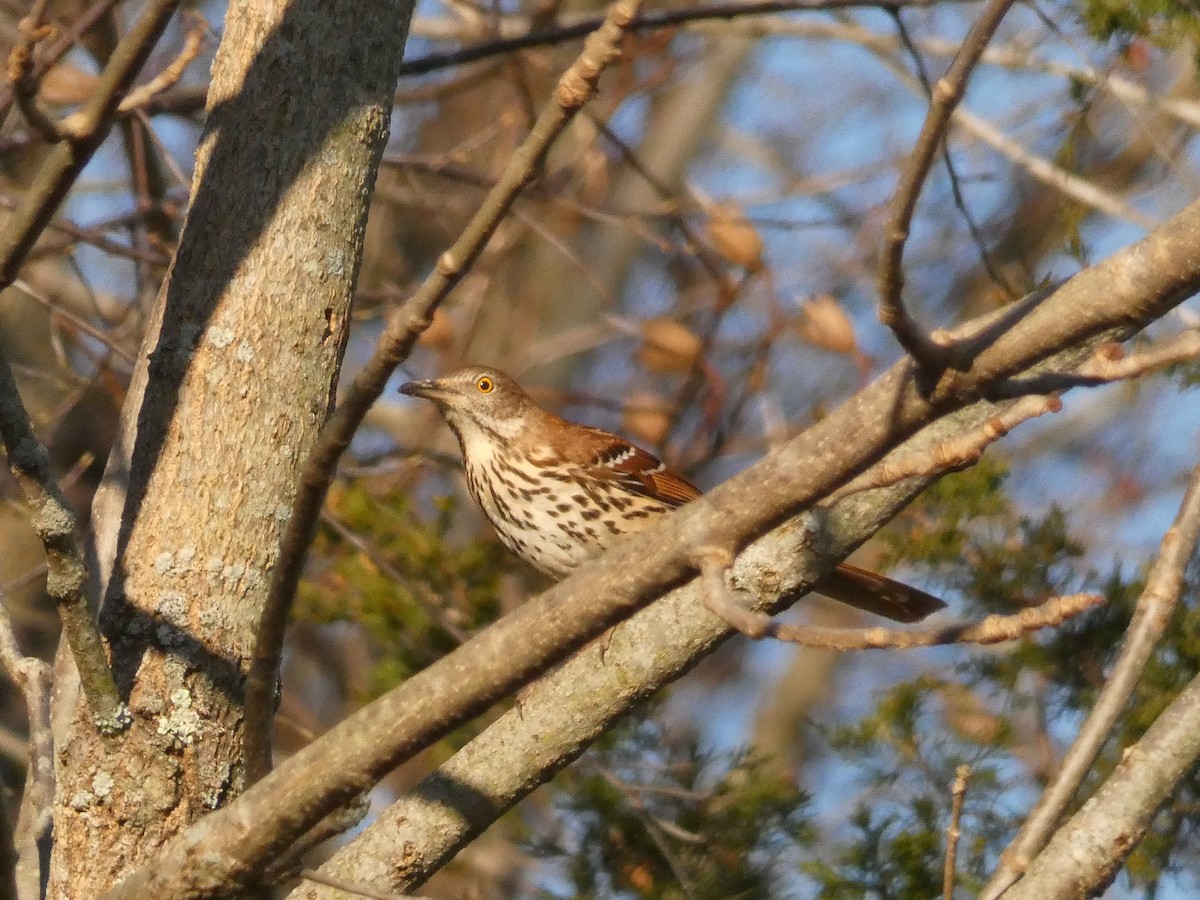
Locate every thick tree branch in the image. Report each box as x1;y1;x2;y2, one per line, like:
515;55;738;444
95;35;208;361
981;458;1200;899
245;0;648;784
102;197;1200;900
877;0;1015;375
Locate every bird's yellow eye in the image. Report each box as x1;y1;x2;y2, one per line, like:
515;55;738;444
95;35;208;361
476;376;494;394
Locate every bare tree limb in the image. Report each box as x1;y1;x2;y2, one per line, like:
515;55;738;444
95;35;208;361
981;458;1200;899
116;19;206;115
877;0;1016;376
102;196;1200;900
245;0;649;784
944;765;970;900
991;331;1200;396
0;348;125;730
829;393;1061;502
1001;663;1200;898
0;0;185;732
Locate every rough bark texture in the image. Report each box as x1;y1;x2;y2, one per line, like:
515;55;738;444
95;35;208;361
45;0;414;895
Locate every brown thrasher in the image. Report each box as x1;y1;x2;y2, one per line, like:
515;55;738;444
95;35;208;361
400;366;945;623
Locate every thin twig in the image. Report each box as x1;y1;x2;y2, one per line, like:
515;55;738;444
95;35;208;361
877;0;1016;376
244;0;647;784
7;0;62;143
697;546;770;637
0;0;124;126
13;278;137;365
768;593;1101;649
320;511;469;644
991;332;1200;396
397;0;974;78
116;18;206;114
980;459;1200;900
944;765;970;900
829;394;1061;502
888;9;1016;299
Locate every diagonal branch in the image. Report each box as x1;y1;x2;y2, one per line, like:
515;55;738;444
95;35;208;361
877;0;1016;377
980;457;1200;900
244;0;648;783
1001;653;1200;898
101;195;1200;900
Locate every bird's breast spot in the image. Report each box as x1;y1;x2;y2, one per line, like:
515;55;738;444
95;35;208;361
580;509;601;521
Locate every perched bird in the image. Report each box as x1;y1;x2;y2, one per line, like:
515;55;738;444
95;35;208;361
400;366;945;622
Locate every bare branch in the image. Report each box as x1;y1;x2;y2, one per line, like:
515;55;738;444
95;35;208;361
0;0;124;126
944;765;970;900
0;348;125;730
950;106;1158;230
829;394;1061;502
245;0;648;784
7;0;63;143
116;19;206;114
991;331;1200;396
773;594;1100;649
981;459;1200;900
877;0;1016;375
1002;666;1200;898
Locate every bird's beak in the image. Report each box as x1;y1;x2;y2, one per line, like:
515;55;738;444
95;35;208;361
399;378;451;402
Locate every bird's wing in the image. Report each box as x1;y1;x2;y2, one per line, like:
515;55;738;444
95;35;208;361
584;428;701;508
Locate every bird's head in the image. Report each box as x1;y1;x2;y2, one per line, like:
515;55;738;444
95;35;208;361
400;366;533;439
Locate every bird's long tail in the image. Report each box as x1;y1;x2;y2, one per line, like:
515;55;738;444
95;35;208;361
812;563;946;623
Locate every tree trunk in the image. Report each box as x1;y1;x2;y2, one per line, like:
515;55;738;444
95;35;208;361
45;1;415;894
